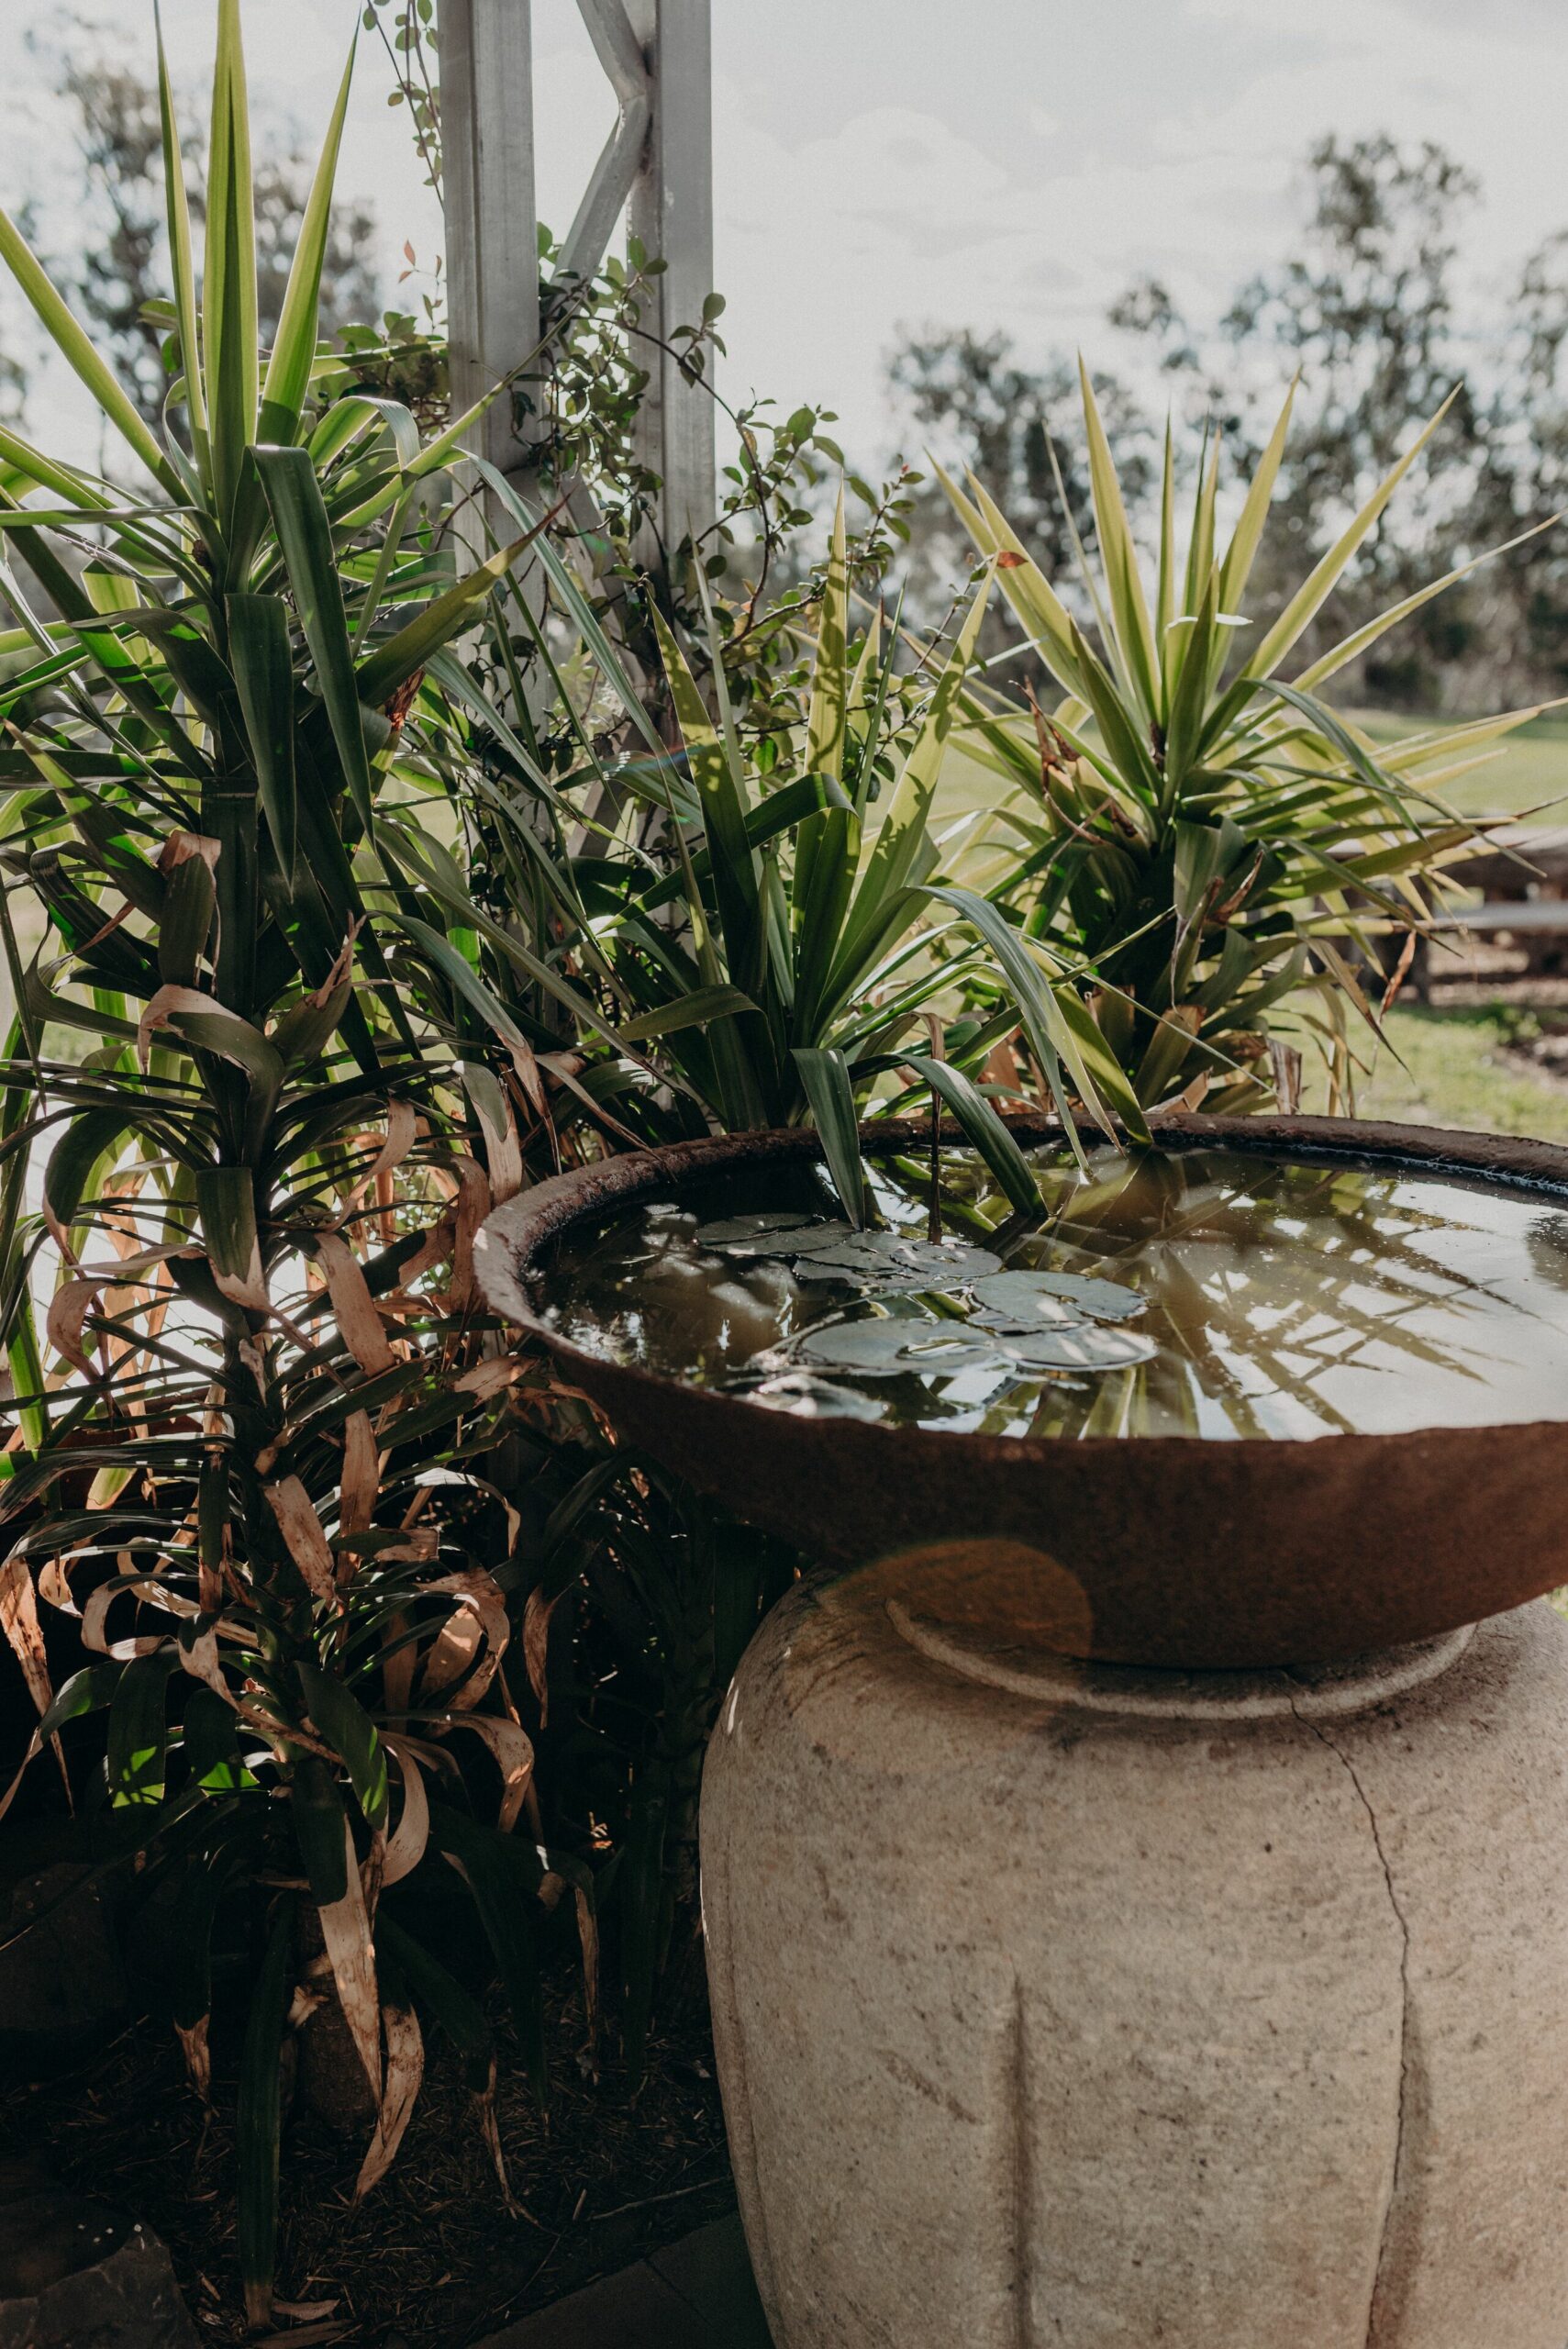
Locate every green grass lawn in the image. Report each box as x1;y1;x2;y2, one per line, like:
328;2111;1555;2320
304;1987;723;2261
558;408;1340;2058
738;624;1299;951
1342;707;1568;818
1303;1003;1568;1142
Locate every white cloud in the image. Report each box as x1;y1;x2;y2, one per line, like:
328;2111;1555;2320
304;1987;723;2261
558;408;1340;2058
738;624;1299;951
4;0;1567;476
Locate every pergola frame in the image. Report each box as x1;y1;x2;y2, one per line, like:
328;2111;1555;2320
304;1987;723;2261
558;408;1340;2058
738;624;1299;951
439;0;716;566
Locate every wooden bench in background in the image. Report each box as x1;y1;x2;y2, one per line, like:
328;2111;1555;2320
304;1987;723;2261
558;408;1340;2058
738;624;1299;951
1400;826;1568;997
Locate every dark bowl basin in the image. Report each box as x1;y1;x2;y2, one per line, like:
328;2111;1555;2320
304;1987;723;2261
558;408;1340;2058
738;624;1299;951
475;1114;1568;1669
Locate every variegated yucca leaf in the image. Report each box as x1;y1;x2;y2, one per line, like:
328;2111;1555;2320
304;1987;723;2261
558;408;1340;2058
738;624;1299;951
941;365;1560;1114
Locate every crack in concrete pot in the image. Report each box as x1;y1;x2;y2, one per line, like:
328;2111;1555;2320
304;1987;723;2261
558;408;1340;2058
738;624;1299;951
1285;1700;1419;2349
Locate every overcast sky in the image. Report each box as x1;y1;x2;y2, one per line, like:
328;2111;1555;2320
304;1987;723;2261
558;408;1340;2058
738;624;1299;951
6;0;1568;466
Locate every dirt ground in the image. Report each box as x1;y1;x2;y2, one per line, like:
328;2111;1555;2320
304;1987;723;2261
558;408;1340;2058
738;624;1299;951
19;1969;734;2348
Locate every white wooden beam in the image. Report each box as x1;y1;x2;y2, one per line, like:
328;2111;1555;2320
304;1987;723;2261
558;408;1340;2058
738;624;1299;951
627;0;717;564
562;3;651;284
439;0;716;569
440;0;541;487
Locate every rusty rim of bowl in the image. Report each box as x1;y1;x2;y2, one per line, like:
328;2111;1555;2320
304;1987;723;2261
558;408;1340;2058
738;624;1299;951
474;1108;1568;1434
473;1113;1568;1666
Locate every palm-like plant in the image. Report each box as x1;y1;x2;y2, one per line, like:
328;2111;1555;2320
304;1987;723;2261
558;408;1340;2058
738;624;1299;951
381;485;1150;1224
941;365;1555;1112
0;5;589;2321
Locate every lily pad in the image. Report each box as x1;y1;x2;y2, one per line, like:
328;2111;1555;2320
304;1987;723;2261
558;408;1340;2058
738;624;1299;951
785;1222;862;1259
795;1264;982;1301
745;1373;888;1422
796;1321;998;1377
970;1268;1144;1324
695;1213;856;1259
994;1324;1157;1372
968;1293;1087;1334
694;1211;815;1245
798;1232;1002;1289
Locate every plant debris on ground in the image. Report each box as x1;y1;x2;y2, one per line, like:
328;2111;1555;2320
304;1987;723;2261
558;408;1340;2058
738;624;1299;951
20;1974;732;2347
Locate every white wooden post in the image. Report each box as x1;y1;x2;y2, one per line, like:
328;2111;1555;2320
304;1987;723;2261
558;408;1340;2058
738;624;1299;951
627;0;717;562
440;0;541;497
439;0;716;561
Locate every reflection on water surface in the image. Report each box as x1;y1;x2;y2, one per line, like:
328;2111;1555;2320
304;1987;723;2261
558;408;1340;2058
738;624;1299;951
531;1144;1568;1441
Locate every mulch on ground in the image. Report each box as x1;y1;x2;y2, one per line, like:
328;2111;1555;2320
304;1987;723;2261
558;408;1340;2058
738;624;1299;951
17;1973;734;2348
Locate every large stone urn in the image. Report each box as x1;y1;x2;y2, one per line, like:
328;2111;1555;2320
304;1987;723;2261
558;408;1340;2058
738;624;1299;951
475;1115;1568;2348
702;1551;1568;2347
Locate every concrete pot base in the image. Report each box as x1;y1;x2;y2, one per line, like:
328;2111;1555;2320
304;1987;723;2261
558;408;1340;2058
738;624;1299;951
701;1563;1568;2348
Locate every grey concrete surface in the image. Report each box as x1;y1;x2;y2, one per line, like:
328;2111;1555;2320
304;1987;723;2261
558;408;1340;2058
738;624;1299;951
474;2214;772;2347
703;1572;1568;2348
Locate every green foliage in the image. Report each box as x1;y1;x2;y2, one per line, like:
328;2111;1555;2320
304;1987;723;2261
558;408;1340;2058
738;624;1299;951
0;7;594;2321
382;476;1156;1218
943;368;1544;1114
0;8;952;2313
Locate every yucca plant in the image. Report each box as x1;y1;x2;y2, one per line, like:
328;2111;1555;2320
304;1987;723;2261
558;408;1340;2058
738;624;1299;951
941;363;1556;1113
0;3;595;2322
380;483;1151;1225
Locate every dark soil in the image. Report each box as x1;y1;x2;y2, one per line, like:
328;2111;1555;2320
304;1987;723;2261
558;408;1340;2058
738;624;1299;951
13;1974;733;2347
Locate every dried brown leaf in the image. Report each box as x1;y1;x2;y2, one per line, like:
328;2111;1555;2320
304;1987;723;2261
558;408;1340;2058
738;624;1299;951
469;1080;524;1204
476;2057;528;2220
382;1610;416;1718
136;982;217;1067
1381;927;1418;1018
380;1738;430;1887
80;1575;166;1661
336;1101;417;1233
316;1814;383;2104
353;1998;424;2200
522;1586;560;1725
448;1156;492;1311
576;1887;600;2068
373;1528;440;1565
1269;1038;1304;1115
313;1234;397;1376
178;1625;230;1699
384;1208;453;1299
263;1478;338;1604
454;1355;524;1403
38;1557;76;1614
339;1411;380;1552
418;1608;483;1700
0;1554;53;1725
443;1714;533;1832
2;1553;68;1801
175;2015;212;2104
419;1569;509;1709
45;1242;188;1374
158;829;221;875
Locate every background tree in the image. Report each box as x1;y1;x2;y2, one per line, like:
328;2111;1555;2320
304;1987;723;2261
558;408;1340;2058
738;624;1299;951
891;133;1568;716
1129;135;1485;703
